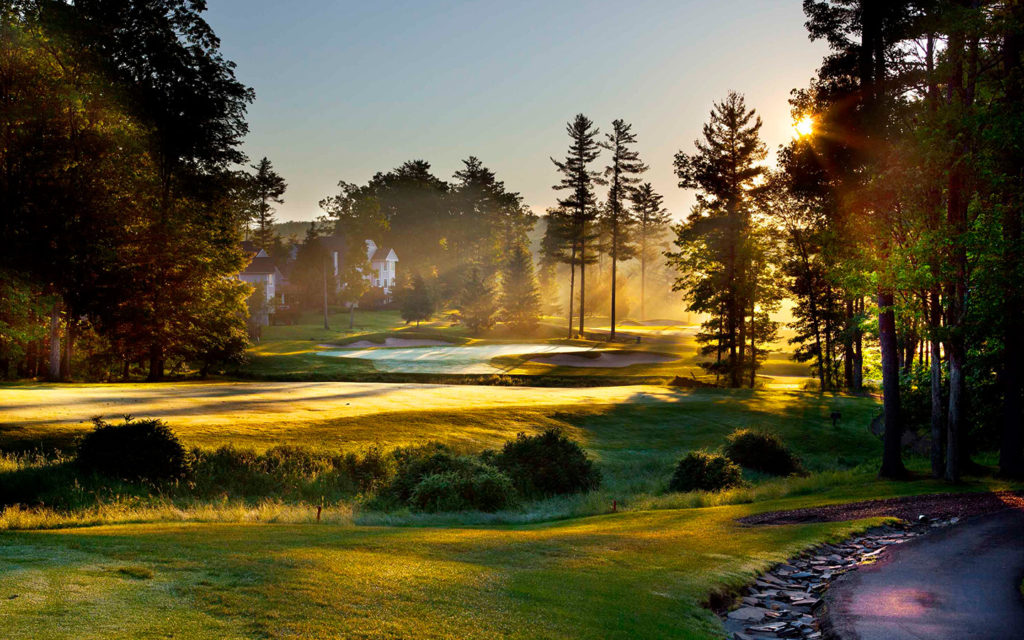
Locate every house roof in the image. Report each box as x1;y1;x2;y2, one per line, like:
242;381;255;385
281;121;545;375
370;246;397;262
241;255;279;275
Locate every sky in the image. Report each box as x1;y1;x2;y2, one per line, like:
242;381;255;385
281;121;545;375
203;0;828;222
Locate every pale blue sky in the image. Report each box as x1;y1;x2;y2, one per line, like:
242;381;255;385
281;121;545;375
204;0;826;222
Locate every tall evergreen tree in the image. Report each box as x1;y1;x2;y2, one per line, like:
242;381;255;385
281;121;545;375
500;243;541;332
248;157;287;250
670;92;767;387
631;183;671;320
600;119;646;339
458;266;497;334
401;273;435;327
552;114;604;337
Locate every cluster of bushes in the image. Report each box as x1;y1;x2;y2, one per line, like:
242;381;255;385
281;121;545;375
669;429;805;493
4;418;601;514
373;429;602;512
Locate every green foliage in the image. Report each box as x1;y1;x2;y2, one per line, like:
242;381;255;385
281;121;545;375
76;418;189;483
408;466;517;513
724;429;805;477
458;267;497;334
668;451;744;493
401;274;435;326
247;157;287;251
489;429;601;498
499;244;541;332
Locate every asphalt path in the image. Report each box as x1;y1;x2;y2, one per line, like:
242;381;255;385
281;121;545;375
826;508;1024;640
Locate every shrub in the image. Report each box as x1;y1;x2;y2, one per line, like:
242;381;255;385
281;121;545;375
379;443;476;504
489;429;601;498
339;445;394;493
76;417;189;483
723;429;805;476
668;451;744;493
408;466;517;512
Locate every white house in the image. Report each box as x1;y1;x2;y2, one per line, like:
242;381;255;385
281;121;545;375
239;248;281;303
324;235;398;295
365;239;398;293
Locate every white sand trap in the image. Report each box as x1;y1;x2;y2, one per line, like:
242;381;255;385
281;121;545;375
530;351;677;368
317;343;591;374
321;338;453;349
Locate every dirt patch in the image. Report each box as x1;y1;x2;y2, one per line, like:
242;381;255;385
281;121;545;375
321;338;452;349
530;351;676;368
740;491;1024;525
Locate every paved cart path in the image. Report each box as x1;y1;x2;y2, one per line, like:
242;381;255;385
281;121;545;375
826;508;1024;640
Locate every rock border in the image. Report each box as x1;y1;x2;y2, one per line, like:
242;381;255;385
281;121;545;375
720;516;960;640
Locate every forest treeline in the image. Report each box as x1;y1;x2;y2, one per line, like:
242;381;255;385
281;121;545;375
0;0;256;381
695;0;1023;480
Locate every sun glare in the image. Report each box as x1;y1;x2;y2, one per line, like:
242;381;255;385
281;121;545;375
794;114;815;138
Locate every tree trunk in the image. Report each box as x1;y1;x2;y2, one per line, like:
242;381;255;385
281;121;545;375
853;298;864;391
567;244;577;339
878;289;906;478
322;262;330;330
48;298;60;381
578;235;586;337
930;289;946;478
61;314;74;381
610;224;617;341
147;342;164;381
640;234;647;321
999;3;1024;478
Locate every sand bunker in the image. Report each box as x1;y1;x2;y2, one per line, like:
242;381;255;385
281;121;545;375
317;343;591;374
530;351;676;368
321;338;452;349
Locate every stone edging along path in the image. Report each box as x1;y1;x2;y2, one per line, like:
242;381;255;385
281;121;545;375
717;491;1024;639
719;517;960;640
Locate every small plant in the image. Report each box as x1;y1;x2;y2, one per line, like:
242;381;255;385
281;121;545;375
489;429;601;498
668;451;744;493
77;417;189;483
723;429;805;476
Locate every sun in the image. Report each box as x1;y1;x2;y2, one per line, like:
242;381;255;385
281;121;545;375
793;114;815;138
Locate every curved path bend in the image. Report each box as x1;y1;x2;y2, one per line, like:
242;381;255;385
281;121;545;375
825;509;1024;640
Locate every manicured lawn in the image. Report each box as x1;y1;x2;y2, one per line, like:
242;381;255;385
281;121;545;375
2;379;1020;639
0;501;885;640
0;383;874;469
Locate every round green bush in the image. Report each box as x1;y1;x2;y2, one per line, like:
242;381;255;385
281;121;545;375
723;429;805;476
383;444;462;499
490;429;601;498
668;450;744;493
76;417;188;483
408;466;517;512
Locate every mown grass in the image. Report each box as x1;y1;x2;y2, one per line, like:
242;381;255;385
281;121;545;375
2;379;1021;639
5;468;1021;640
0;501;894;639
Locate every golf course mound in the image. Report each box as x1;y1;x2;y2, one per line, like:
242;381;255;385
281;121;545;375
530;350;677;368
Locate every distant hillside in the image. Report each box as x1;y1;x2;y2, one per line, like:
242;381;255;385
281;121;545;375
272;221;314;240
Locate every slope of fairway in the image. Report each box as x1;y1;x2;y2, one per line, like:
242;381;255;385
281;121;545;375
0;500;887;640
0;383;875;466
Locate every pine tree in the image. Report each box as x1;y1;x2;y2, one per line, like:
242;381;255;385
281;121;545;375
631;183;671;320
552;114;604;337
249;157;287;250
500;244;541;332
459;267;497;334
600;119;646;339
401;274;435;327
671;92;767;387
